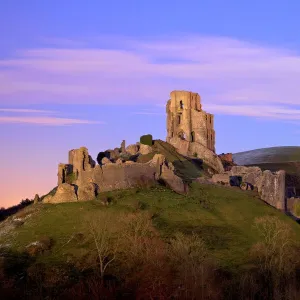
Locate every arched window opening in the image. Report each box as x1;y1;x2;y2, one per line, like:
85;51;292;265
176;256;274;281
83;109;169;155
191;131;195;142
177;114;181;125
62;169;66;183
179;100;184;109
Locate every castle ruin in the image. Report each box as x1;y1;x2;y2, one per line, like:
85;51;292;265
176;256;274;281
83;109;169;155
166;90;215;152
166;90;224;173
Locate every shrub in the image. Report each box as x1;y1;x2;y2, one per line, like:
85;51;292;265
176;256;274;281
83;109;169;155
193;152;198;158
65;172;76;184
120;152;132;161
293;201;300;217
140;134;153;146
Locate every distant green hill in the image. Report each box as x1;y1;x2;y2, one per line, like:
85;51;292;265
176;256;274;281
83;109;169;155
233;147;300;193
233;146;300;165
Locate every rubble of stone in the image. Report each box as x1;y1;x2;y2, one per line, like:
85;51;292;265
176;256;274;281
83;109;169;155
211;166;286;210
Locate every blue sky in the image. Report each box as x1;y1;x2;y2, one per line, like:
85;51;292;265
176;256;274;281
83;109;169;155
1;0;300;207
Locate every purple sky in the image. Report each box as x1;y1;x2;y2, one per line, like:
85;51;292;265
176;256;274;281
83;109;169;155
1;0;300;207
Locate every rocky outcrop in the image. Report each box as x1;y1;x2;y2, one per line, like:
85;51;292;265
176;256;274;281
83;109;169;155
44;183;78;203
139;144;153;155
169;137;224;173
126;144;139;155
77;183;98;202
150;154;188;194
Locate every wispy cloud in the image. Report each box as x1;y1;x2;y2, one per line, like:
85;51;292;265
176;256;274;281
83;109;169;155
0;107;102;126
0;108;56;113
1;35;300;120
0;116;102;126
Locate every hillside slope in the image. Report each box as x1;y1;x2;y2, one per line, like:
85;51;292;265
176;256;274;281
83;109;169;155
1;183;300;269
233;146;300;165
2;183;300;298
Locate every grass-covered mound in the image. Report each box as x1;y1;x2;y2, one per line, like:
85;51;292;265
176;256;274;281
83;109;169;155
233;146;300;165
3;183;300;268
1;183;300;299
137;139;203;183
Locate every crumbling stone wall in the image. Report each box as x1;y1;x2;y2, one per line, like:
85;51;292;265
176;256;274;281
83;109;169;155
47;145;188;204
212;166;286;210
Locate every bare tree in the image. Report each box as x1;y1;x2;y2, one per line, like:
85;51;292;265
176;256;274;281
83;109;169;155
87;214;120;279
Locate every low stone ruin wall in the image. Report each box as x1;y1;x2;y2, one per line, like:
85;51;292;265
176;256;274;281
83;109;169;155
45;146;188;204
212;166;286;210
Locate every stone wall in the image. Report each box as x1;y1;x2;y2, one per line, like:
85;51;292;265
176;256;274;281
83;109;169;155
46;147;187;204
212;166;286;210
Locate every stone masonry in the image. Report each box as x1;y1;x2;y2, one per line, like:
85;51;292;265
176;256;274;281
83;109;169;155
212;166;286;210
48;145;188;203
166;90;224;173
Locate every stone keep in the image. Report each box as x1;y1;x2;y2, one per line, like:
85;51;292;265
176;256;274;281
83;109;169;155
166;90;215;152
166;90;224;173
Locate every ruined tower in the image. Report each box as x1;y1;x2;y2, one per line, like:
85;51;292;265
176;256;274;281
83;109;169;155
166;90;216;153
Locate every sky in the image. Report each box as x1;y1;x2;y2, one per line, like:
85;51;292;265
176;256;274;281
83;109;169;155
1;0;300;207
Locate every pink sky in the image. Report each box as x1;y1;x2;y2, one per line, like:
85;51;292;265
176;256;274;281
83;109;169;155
2;35;300;207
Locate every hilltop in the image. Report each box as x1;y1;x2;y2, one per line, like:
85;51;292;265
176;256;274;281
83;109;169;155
233;146;300;165
1;182;300;299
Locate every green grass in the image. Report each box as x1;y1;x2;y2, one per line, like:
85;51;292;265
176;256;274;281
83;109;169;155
233;146;300;165
293;202;300;217
2;183;300;270
65;172;76;184
153;140;203;182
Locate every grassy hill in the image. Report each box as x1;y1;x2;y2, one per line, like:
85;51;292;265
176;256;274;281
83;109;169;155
1;182;300;298
4;183;299;267
233;146;300;165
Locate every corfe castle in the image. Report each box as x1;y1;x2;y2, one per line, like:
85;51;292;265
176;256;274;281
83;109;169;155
43;90;287;214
